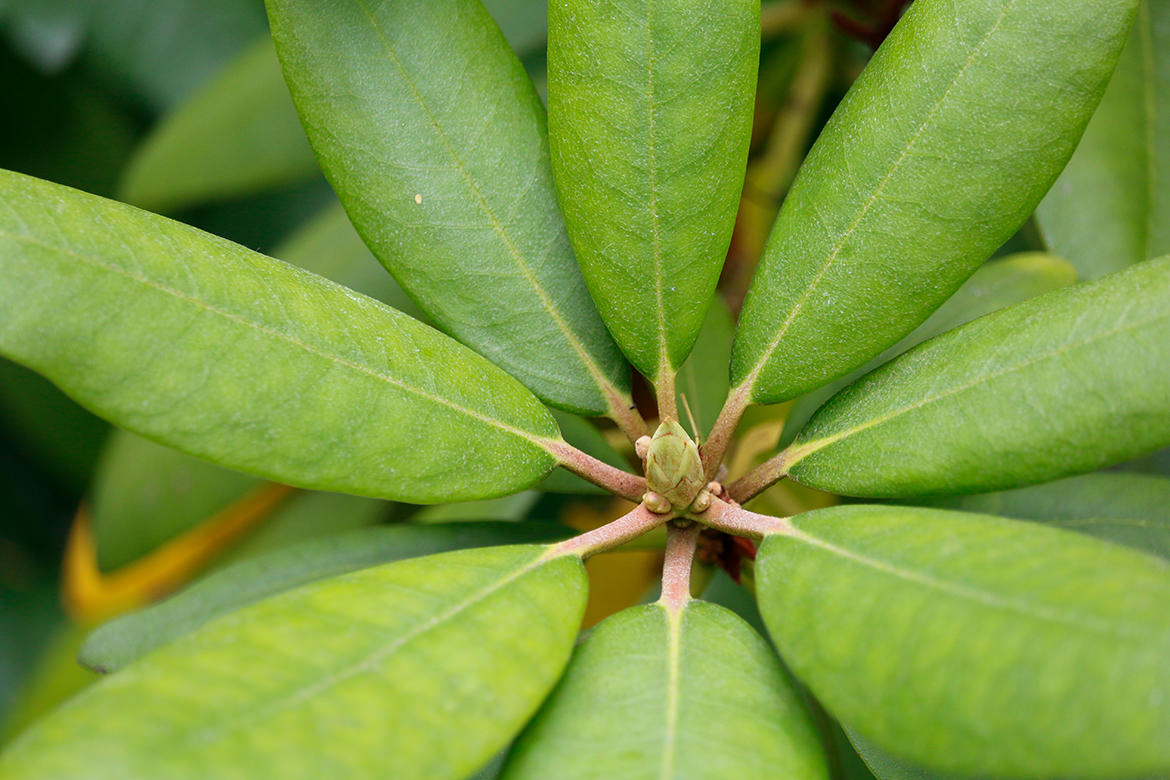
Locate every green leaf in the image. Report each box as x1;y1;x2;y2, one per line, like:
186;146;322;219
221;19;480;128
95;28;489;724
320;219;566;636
919;472;1170;560
501;600;828;780
844;729;952;780
779;253;1078;449
80;521;568;673
266;0;630;417
273;203;424;320
0;170;562;502
547;0;759;381
786;257;1170;497
1036;0;1170;279
90;431;266;571
0;545;586;780
757;504;1170;779
731;0;1138;405
676;298;735;439
118;37;318;214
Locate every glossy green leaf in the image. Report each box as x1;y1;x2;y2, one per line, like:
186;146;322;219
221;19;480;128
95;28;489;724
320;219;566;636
90;431;265;571
118;37;318;214
1036;0;1170;279
547;0;759;380
780;253;1077;448
274;203;423;320
787;257;1170;497
267;0;630;416
920;472;1170;559
732;0;1138;405
0;545;587;780
676;298;734;439
539;410;630;494
0;170;562;502
502;600;827;780
757;504;1170;779
80;521;568;673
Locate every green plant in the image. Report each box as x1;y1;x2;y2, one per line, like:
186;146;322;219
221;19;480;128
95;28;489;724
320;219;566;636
1;0;1169;777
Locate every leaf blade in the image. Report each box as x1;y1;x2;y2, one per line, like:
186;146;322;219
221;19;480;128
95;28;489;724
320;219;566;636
0;170;561;503
80;521;569;673
787;257;1170;496
0;545;587;780
547;0;759;380
266;0;630;416
757;504;1170;779
1036;0;1170;278
502;601;828;780
732;0;1138;404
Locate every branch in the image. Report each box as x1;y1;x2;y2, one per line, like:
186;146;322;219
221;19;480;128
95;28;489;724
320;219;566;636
549;503;670;558
659;522;701;610
699;386;750;479
607;394;651;445
727;448;793;504
546;439;647;502
689;495;792;540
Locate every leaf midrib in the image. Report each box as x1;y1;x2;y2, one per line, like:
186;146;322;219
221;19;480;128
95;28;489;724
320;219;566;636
658;603;682;780
2;228;558;453
788;304;1170;465
737;0;1020;397
349;0;629;413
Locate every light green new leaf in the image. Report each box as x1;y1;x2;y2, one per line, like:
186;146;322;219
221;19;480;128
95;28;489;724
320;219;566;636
547;0;759;381
119;37;319;214
0;545;586;780
502;601;828;780
266;0;630;417
1037;0;1170;279
90;431;267;571
676;298;735;439
786;257;1170;497
732;0;1138;405
757;505;1170;779
80;521;569;673
779;253;1077;448
920;472;1170;559
0;170;563;502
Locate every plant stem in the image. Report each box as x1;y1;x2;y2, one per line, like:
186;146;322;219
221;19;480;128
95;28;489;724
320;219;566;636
700;386;750;479
659;521;701;610
689;495;792;539
546;439;647;502
549;503;670;559
727;448;793;503
761;0;812;38
607;392;651;444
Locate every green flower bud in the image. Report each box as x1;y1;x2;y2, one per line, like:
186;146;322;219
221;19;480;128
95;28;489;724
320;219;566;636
643;419;704;511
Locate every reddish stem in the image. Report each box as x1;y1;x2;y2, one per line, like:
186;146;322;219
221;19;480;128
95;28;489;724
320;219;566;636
549;503;670;559
659;522;701;610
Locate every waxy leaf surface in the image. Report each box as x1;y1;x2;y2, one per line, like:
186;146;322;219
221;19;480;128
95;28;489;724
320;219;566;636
921;472;1170;560
0;545;587;780
757;505;1170;779
732;0;1137;404
0;170;561;503
267;0;629;416
502;600;827;780
547;0;759;379
119;37;319;213
81;521;568;673
1037;0;1170;279
780;253;1077;448
788;257;1170;496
